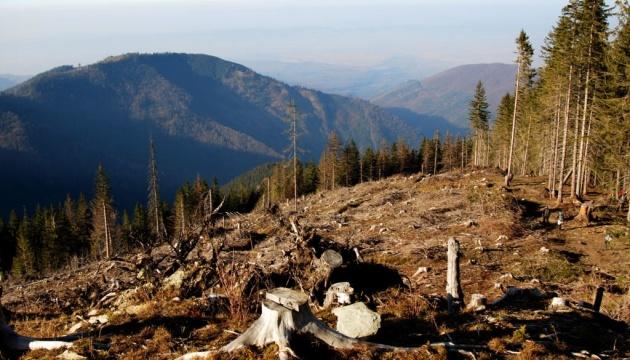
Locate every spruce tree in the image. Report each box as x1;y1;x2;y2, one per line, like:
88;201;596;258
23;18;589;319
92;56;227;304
469;81;491;167
506;30;534;186
147;137;166;244
90;164;116;259
12;214;36;278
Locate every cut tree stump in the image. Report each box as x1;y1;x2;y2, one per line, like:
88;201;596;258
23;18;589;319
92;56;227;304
576;201;594;223
176;287;488;360
446;237;463;314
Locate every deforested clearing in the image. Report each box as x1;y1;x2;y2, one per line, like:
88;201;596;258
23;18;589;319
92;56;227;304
1;169;628;359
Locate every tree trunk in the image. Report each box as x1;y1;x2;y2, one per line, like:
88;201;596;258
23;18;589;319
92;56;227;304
506;60;522;186
446;237;463;314
522;121;531;176
557;66;573;205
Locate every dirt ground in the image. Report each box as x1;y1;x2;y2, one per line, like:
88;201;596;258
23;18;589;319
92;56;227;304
1;169;629;359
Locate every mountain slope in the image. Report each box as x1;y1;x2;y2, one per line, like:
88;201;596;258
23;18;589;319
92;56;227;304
372;63;517;128
0;53;420;214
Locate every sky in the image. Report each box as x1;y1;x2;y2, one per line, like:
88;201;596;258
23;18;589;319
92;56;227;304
0;0;590;75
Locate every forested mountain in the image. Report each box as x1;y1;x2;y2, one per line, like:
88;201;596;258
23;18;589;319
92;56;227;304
372;63;517;127
0;53;420;214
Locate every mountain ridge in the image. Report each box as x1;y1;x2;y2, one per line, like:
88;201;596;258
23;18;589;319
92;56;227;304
0;52;424;214
372;63;517;127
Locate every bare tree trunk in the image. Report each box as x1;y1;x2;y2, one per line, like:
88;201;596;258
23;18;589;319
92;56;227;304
581;113;592;196
557;66;573;205
102;202;110;259
551;93;562;195
446;237;463;314
522;121;531;176
506;60;522;186
570;85;582;199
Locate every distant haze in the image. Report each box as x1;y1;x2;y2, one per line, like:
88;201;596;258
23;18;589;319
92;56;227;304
1;0;577;75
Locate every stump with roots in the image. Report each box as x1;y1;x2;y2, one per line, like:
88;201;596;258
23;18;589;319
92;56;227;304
177;287;403;360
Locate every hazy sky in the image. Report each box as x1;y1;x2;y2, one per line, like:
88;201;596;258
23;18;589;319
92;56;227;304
0;0;583;75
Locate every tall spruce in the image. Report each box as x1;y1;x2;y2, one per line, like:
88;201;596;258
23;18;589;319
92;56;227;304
90;164;116;259
506;30;534;186
469;81;491;167
147;137;165;244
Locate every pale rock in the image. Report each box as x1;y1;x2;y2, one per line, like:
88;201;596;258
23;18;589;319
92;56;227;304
549;297;569;310
57;350;87;360
163;269;186;291
87;314;109;325
332;302;381;338
467;294;487;311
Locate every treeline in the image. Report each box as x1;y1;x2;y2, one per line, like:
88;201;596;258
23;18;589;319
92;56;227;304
0;129;475;280
0;140;265;280
471;0;630;205
263;132;471;204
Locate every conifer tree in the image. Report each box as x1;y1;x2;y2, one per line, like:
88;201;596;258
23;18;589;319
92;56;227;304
506;30;534;186
147;137;166;244
90;164;116;259
469;81;491;167
12;214;36;278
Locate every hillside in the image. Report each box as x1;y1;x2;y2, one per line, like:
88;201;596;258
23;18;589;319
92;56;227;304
1;170;628;359
0;53;420;214
372;63;517;128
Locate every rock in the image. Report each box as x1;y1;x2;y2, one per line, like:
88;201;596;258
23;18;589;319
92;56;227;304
540;247;550;254
549;297;569;310
163;269;187;293
332;302;381;338
87;314;109;325
57;350;87;360
467;294;487;311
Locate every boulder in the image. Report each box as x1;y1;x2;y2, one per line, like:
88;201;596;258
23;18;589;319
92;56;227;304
332;302;380;338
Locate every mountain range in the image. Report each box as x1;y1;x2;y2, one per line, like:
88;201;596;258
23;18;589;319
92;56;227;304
0;53;422;214
242;57;450;99
372;63;517;128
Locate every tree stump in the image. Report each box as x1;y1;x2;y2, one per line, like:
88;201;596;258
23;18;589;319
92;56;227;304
316;250;343;288
446;237;463;314
176;287;489;360
576;201;593;223
592;286;604;313
222;287;363;360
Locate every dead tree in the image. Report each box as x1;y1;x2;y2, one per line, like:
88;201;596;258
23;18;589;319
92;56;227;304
446;237;463;314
